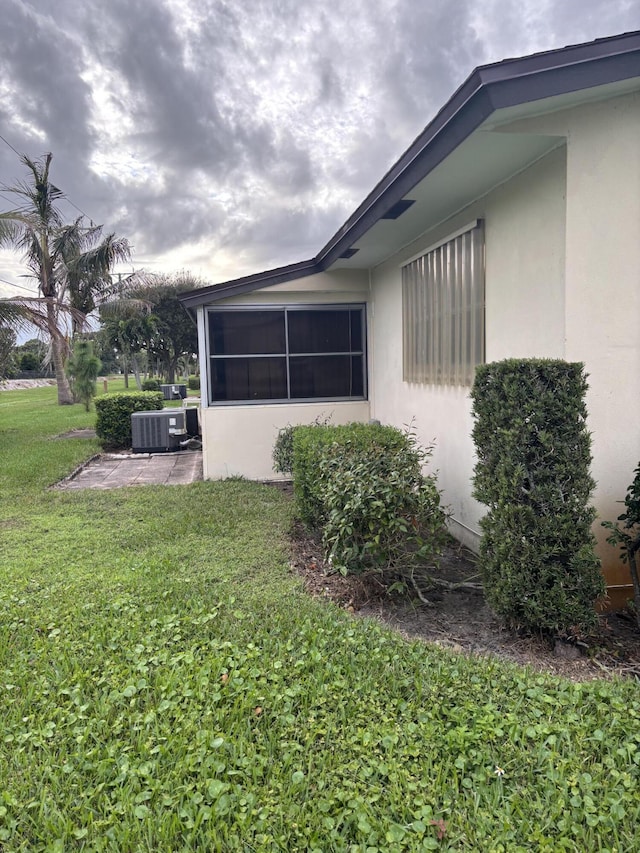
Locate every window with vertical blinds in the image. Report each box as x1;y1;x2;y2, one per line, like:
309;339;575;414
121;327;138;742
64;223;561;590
402;220;485;386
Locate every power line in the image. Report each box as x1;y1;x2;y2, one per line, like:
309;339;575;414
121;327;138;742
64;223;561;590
0;131;94;224
0;132;21;157
0;276;38;294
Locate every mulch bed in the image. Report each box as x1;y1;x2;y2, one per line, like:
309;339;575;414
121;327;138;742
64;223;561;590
287;517;640;682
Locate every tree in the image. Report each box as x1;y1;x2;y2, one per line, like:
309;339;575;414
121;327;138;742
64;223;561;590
130;274;200;382
0;154;130;404
99;272;201;384
67;339;101;411
93;328;121;375
14;338;48;373
0;327;17;378
100;310;157;389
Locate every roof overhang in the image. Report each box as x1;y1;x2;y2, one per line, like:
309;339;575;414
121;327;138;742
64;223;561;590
179;30;640;309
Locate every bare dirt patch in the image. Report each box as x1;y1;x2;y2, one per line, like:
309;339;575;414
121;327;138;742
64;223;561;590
54;428;97;439
288;519;640;681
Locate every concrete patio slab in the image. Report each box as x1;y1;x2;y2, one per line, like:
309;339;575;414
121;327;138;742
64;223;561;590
56;451;203;490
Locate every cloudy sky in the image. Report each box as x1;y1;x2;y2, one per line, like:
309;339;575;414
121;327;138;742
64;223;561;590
1;0;639;300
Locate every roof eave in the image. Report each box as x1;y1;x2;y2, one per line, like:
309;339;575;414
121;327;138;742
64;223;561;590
317;33;640;268
178;30;640;305
178;258;319;309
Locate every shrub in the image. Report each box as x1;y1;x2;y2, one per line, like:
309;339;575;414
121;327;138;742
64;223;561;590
142;378;161;391
95;391;164;449
67;340;101;411
18;351;40;372
471;359;604;634
290;422;448;579
602;463;640;627
188;376;200;391
273;425;295;476
292;422;409;527
273;415;331;476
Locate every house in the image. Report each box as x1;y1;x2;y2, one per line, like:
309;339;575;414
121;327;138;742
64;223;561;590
179;31;640;607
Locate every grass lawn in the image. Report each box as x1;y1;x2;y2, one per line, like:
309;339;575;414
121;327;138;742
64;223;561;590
0;386;639;851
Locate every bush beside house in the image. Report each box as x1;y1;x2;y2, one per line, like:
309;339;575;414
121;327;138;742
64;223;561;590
471;359;604;634
95;391;164;449
279;422;448;581
603;463;640;627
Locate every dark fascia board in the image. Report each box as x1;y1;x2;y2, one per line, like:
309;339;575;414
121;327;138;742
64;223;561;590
179;30;640;309
179;258;319;309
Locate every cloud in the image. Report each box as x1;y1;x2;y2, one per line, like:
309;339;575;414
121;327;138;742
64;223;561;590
0;0;639;292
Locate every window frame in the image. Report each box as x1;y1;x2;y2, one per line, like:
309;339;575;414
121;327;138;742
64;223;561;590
402;219;485;386
204;303;368;406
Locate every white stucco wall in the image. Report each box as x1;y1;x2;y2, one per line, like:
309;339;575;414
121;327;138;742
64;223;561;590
496;92;640;595
202;401;370;480
369;146;567;551
197;269;371;480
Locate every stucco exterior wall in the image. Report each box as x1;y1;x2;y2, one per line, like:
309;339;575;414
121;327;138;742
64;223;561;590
369;146;567;550
502;92;640;595
197;268;371;480
201;401;370;480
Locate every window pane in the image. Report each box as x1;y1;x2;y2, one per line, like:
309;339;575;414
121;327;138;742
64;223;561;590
210;357;287;401
289;355;364;399
350;355;364;396
288;310;351;353
209;311;285;355
350;309;363;352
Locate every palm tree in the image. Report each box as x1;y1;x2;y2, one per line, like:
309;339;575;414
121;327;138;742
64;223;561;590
0;153;130;404
60;220;130;337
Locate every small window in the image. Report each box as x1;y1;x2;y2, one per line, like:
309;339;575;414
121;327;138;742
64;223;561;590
206;305;366;403
402;221;485;385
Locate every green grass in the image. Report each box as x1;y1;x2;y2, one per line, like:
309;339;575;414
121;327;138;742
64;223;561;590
1;386;639;851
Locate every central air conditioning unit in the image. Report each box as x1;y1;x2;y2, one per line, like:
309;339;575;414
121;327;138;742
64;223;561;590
160;383;187;400
131;410;187;453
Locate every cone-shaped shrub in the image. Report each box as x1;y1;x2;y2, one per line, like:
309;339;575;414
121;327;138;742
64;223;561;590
471;359;604;634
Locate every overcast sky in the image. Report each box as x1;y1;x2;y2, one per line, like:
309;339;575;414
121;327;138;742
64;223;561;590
1;0;639;300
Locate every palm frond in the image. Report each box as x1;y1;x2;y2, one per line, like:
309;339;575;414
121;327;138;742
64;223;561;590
74;234;131;276
99;297;153;320
0;296;86;336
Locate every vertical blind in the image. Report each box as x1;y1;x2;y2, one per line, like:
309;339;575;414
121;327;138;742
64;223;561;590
402;221;485;386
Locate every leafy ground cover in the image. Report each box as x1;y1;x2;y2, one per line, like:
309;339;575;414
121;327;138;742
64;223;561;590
1;386;640;851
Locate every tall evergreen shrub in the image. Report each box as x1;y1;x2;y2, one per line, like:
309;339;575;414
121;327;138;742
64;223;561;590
67;340;101;411
471;359;604;634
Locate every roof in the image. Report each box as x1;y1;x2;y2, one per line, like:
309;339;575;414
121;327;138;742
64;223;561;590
180;30;640;310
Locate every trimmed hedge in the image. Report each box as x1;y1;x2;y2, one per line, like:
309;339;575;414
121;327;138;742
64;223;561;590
95;391;164;449
290;423;448;577
141;378;161;391
471;359;604;634
292;423;410;527
188;376;200;391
